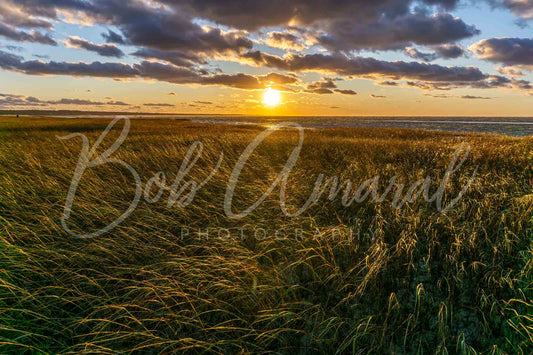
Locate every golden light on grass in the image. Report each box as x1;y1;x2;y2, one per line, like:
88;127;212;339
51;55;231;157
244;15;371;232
262;87;281;107
1;117;532;354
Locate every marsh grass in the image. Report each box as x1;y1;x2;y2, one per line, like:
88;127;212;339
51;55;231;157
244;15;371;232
0;117;531;354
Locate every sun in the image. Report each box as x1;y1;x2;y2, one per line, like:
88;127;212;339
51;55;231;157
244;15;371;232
262;88;281;107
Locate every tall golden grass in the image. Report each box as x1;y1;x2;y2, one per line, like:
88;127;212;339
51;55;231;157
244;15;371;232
0;116;531;353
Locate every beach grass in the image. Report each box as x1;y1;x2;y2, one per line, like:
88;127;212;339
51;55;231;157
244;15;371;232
0;116;531;354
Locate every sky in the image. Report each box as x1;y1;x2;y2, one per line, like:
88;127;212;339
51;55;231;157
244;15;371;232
0;0;532;116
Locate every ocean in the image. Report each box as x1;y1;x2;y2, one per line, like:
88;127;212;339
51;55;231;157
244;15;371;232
17;114;533;136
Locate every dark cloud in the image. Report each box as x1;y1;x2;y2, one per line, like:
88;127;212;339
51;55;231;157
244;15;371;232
3;0;92;21
433;44;465;59
0;50;304;92
131;60;200;83
317;12;479;51
196;71;296;90
198;73;263;89
461;95;492;99
406;74;532;92
405;44;465;62
264;31;307;51
494;0;533;19
51;98;130;105
424;93;492;99
90;1;253;55
175;0;460;31
404;47;439;62
133;48;205;67
240;51;487;82
305;78;357;95
334;89;358;95
0;3;53;29
6;58;139;78
0;22;56;45
65;36;125;58
424;93;453;98
470;38;533;66
105;100;130;106
305;79;336;94
378;80;400;86
262;72;299;85
496;66;524;76
102;30;126;44
143;103;175;107
6;0;253;57
0;93;131;107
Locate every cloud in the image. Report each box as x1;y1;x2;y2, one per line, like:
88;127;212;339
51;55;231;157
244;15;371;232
470;38;533;67
334;89;357;95
317;12;478;52
261;72;299;85
64;36;125;58
143;103;175;107
1;1;531;100
197;71;296;91
0;93;131;107
433;44;465;58
424;93;492;99
404;47;439;62
0;51;307;93
51;98;130;105
461;95;492;99
0;3;53;29
424;93;453;98
0;22;56;45
263;31;308;51
132;48;205;67
406;74;532;92
496;0;533;19
378;81;400;86
304;78;358;95
496;66;525;76
198;73;264;89
240;51;487;82
6;0;253;58
102;30;125;44
0;51;139;78
177;0;460;30
370;94;387;98
405;44;466;62
305;79;336;94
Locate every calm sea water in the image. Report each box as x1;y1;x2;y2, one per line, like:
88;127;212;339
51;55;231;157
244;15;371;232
185;116;533;137
38;114;533;136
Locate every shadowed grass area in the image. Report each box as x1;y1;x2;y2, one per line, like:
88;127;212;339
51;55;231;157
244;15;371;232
0;116;531;354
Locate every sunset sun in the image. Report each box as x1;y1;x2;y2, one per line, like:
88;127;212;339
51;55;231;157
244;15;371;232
262;88;281;107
